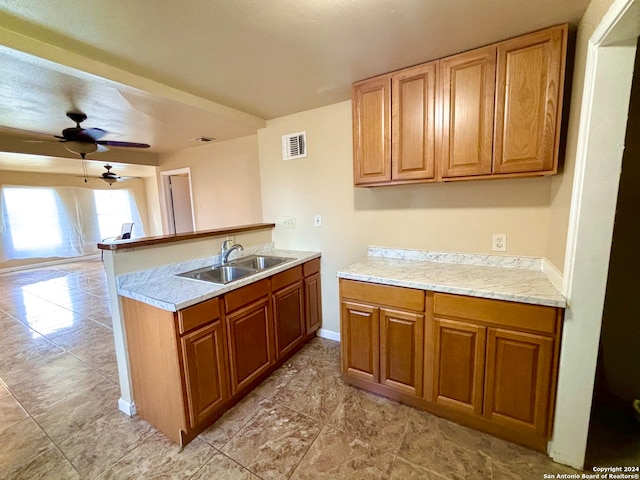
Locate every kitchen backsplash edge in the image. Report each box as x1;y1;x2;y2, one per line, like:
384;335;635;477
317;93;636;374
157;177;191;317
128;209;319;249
367;246;543;270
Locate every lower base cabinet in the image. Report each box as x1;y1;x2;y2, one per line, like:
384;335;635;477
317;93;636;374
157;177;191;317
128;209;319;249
483;328;554;437
339;279;563;451
121;258;322;446
340;280;425;397
181;320;229;430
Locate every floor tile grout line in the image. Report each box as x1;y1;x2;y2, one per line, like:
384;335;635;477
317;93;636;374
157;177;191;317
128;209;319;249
86;431;160;480
286;421;324;480
3;400;82;479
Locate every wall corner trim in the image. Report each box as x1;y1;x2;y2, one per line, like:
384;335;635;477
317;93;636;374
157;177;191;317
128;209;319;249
118;398;137;417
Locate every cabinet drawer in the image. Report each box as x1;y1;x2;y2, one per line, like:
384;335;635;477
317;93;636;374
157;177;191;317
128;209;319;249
433;293;557;335
303;258;321;277
340;279;425;312
272;266;302;291
178;298;221;334
225;279;269;313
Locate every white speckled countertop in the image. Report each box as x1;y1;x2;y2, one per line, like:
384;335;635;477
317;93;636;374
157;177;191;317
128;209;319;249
337;247;565;308
117;244;320;311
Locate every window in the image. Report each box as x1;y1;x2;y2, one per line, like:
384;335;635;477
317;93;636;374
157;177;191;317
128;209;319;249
94;189;137;240
0;185;145;261
2;187;64;253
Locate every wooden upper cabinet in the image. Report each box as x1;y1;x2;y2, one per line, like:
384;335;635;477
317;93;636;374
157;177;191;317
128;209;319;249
353;76;391;185
392;61;438;181
493;25;567;174
440;46;497;178
352;23;568;185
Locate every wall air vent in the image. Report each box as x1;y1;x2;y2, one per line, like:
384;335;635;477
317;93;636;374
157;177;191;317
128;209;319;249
282;131;307;160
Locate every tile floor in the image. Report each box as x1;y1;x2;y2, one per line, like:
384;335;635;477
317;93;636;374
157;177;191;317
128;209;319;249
0;258;594;479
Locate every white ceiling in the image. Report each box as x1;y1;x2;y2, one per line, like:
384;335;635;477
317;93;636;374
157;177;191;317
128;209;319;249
0;0;590;173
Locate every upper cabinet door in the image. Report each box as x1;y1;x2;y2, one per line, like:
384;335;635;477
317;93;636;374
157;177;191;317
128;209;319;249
493;25;567;174
440;46;496;178
352;76;392;185
392;62;438;181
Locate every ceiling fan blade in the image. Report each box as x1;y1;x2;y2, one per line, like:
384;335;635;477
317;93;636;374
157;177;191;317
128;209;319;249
96;144;109;153
96;140;150;149
81;128;107;140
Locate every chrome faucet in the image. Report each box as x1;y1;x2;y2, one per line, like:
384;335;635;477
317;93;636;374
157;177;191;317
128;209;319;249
221;240;243;263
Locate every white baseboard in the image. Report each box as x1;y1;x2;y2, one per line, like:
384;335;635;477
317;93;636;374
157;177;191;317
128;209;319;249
542;259;565;296
318;328;340;342
0;254;102;274
118;398;137;417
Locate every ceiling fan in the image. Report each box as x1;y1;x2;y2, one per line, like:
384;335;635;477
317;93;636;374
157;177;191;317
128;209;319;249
79;164;139;185
102;164;136;185
45;111;151;159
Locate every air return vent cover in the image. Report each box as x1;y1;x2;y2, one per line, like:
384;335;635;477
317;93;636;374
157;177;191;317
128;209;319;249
282;131;307;160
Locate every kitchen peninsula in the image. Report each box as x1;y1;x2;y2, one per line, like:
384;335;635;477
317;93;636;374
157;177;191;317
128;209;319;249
98;223;321;445
337;247;565;451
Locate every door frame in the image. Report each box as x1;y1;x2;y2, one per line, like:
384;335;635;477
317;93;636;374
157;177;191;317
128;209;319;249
160;167;196;234
551;0;640;468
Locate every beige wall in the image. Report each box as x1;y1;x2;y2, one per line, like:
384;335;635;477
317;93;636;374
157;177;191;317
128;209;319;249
0;170;153;270
158;135;263;231
546;0;617;272
258;101;557;335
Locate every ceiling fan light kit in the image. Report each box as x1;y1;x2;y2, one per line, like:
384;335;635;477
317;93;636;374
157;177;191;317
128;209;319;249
64;140;98;156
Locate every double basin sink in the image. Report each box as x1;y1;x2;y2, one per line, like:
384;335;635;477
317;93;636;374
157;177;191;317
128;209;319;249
176;255;294;284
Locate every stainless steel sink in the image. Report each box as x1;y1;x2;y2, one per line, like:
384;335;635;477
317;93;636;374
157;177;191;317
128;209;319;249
176;255;294;284
176;265;256;284
229;255;293;270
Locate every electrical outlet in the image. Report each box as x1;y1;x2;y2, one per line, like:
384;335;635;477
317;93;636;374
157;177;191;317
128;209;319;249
282;216;296;229
492;233;507;252
314;214;322;227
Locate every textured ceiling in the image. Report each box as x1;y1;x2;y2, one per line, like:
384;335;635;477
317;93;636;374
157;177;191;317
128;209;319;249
0;0;590;172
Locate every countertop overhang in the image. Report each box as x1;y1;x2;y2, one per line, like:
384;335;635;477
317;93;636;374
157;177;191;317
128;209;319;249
98;223;275;251
117;246;320;311
337;248;566;308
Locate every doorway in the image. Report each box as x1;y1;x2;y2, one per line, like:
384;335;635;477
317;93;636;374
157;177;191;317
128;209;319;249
160;168;196;234
584;42;640;468
551;0;640;469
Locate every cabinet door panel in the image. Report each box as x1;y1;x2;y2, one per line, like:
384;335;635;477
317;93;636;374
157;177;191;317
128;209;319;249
433;318;486;415
494;26;566;174
226;298;274;394
484;328;553;435
181;322;229;429
353;76;392;185
380;308;424;396
273;281;305;359
441;47;496;178
304;272;322;334
392;62;438;181
341;301;379;382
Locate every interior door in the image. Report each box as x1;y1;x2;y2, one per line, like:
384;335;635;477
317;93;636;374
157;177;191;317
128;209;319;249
168;174;194;233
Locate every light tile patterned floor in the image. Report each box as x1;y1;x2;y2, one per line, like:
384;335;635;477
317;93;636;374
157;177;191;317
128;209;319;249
0;258;617;479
